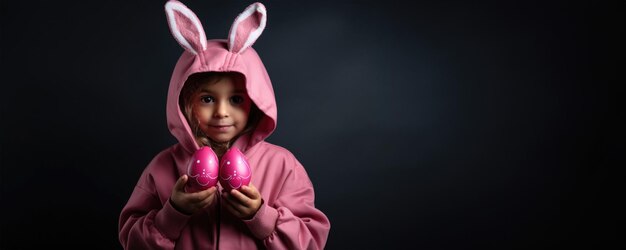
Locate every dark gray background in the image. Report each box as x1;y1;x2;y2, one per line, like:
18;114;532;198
1;0;623;249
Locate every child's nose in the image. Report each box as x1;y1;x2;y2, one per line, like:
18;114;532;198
213;101;229;118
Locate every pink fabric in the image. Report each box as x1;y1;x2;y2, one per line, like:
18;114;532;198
118;3;330;249
173;11;202;52
119;143;330;249
231;11;262;53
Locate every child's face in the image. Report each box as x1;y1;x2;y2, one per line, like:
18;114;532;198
191;75;251;143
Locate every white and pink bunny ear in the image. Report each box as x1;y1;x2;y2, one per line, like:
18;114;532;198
228;2;267;54
165;0;207;55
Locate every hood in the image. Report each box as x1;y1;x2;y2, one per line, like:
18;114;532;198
164;1;277;154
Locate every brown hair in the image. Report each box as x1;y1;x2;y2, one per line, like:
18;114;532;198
179;72;263;150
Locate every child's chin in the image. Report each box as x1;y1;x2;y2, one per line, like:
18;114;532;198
209;135;234;143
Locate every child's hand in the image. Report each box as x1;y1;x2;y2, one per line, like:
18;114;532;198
222;183;262;220
170;175;217;215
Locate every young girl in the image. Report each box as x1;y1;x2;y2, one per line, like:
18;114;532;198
118;1;331;249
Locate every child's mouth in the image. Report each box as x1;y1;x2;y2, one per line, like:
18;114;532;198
210;125;233;132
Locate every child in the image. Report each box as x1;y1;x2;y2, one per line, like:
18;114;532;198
118;1;331;249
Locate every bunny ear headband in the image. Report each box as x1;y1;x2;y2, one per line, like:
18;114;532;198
164;0;267;55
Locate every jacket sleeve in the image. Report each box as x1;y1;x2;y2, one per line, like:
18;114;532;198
243;159;331;250
118;155;192;250
119;185;191;250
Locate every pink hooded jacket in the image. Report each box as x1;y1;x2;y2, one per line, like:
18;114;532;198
118;1;331;249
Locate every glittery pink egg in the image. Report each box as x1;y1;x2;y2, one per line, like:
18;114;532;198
185;146;219;193
219;147;251;191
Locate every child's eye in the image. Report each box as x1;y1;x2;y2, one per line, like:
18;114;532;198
200;96;214;103
230;96;244;104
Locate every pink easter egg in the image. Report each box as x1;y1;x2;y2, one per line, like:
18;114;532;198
185;146;219;193
219;147;251;191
